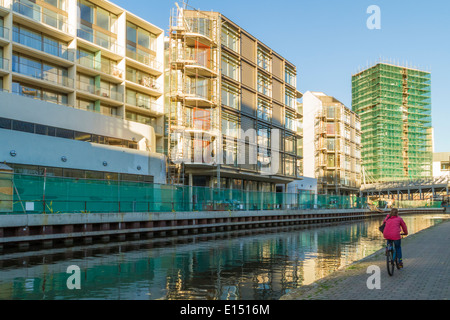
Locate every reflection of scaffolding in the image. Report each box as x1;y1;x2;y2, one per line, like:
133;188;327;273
168;4;220;185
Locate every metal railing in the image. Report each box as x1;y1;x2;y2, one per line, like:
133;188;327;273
13;0;69;33
77;54;123;79
12;60;73;87
77;27;122;54
13;29;74;61
126;49;162;71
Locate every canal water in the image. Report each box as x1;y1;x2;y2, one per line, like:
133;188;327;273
0;213;447;300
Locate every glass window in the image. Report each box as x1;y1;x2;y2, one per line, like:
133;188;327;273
138;29;150;49
257;72;271;96
257;98;272;121
79;0;94;24
257;47;271;71
222;24;239;52
221;52;239;81
13;120;34;133
96;7;110;31
222;112;239;137
222;82;240;110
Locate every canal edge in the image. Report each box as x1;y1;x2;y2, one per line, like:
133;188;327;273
279;217;450;300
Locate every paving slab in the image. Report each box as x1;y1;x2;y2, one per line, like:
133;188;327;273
280;219;450;300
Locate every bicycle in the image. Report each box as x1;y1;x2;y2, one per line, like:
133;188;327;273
385;234;406;276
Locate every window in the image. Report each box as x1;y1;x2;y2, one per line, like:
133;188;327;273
79;0;94;24
285;110;296;131
327;138;335;151
76;99;95;111
284;134;295;153
285;87;295;108
257;47;271;71
12;53;70;87
257;98;272;121
126;111;156;126
221;52;239;81
327;106;335;118
257;72;271;97
285;65;296;87
327;154;335;167
12;81;68;105
222;24;239;52
222;112;240;138
222;81;240;110
77;73;95;94
285;155;295;176
126;22;157;63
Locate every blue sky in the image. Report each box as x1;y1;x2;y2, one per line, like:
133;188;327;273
114;0;450;152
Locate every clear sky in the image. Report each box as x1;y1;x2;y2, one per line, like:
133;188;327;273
114;0;450;153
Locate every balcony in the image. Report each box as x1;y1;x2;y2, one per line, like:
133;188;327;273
172;49;217;77
126;49;162;75
77;55;124;81
77;78;123;104
12;0;69;33
13;29;74;62
0;26;9;41
12;60;73;88
126;96;163;115
126;70;162;95
77;27;122;57
0;58;9;74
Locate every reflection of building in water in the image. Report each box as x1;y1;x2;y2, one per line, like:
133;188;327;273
0;215;445;300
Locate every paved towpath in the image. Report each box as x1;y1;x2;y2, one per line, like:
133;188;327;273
280;218;450;300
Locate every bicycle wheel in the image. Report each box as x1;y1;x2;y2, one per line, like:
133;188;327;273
386;249;395;276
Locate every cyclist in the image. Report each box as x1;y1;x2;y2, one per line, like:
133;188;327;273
383;208;408;268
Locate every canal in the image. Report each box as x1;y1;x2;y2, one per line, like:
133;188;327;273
0;213;447;300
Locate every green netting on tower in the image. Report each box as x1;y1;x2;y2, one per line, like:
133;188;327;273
352;63;432;183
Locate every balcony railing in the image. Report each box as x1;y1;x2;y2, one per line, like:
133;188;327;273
126;49;162;71
77;27;122;54
126;70;161;91
13;0;69;33
13;29;74;61
12;60;73;87
0;26;9;39
77;55;123;79
127;96;163;114
77;78;123;102
0;58;9;70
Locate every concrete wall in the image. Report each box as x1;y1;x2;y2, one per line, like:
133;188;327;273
0;93;166;183
302;91;321;178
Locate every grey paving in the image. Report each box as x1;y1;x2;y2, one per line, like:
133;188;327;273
280;219;450;300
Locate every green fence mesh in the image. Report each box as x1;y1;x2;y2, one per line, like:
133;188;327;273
0;173;374;214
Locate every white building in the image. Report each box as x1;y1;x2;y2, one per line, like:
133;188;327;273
0;0;166;183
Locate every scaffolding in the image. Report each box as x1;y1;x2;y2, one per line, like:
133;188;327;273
352;63;432;184
167;4;220;185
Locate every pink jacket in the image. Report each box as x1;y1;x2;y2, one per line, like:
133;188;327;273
383;215;408;240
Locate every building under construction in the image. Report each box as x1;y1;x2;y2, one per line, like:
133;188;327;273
303;92;362;196
165;4;303;191
352;62;433;184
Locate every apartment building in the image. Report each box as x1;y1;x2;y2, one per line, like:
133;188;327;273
0;0;166;183
166;5;303;192
352;62;433;183
303;91;361;196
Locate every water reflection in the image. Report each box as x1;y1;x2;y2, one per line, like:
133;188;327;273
0;214;447;300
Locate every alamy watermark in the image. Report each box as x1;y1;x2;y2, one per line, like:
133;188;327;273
66;265;81;290
367;5;381;30
366;265;381;290
170;128;280;176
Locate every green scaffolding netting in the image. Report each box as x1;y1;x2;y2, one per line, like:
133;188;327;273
0;173;371;214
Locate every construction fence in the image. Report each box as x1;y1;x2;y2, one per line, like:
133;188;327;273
0;173;372;214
